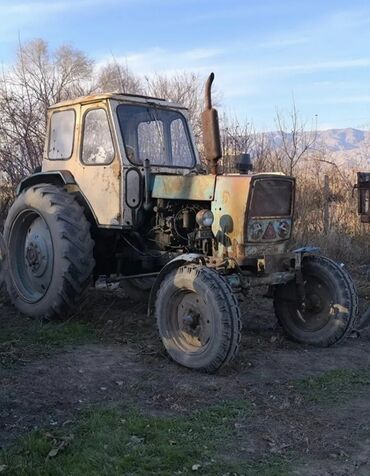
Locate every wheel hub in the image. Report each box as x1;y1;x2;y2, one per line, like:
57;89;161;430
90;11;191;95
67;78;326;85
177;293;211;348
182;311;201;336
26;242;40;269
297;278;332;331
25;232;49;277
306;292;323;312
9;212;54;303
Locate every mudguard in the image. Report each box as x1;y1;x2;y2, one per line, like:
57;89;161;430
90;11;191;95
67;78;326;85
293;246;320;255
147;253;204;317
17;170;76;195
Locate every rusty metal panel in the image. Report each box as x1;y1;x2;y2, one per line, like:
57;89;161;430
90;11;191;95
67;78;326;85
211;175;252;259
152;175;216;201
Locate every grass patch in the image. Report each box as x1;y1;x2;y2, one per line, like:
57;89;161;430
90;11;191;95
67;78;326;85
0;402;290;476
0;316;98;367
293;367;370;404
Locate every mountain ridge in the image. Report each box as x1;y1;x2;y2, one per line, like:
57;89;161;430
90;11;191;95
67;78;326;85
314;127;370;152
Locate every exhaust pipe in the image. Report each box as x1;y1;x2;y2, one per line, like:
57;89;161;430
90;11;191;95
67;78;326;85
202;73;222;175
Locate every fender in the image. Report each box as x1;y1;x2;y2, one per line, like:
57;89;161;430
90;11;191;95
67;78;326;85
293;246;320;255
16;171;98;226
147;253;204;317
17;170;76;195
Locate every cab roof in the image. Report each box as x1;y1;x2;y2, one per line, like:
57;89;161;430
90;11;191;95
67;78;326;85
49;92;187;111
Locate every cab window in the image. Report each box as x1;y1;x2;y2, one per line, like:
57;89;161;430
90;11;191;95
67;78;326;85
117;104;195;168
81;108;115;164
48;110;75;160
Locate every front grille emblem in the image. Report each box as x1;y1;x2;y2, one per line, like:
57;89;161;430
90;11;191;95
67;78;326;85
263;222;276;240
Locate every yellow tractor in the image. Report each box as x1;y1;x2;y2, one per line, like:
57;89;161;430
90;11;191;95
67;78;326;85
1;74;358;371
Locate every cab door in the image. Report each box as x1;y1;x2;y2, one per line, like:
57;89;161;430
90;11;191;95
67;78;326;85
75;102;122;227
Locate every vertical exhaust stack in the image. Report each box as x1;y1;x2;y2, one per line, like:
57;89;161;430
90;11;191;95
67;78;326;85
202;73;222;175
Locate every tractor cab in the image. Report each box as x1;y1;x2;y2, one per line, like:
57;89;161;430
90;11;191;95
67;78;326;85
39;93;199;229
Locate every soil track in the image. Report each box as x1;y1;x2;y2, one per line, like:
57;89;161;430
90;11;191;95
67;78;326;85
2;281;370;474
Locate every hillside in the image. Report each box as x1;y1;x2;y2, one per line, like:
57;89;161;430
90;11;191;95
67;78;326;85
263;127;370;165
315;128;370;165
316;128;370;152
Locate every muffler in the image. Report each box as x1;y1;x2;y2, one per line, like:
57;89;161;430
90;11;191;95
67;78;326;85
201;73;222;175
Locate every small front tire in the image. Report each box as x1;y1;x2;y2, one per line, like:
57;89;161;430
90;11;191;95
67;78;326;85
155;264;241;372
274;255;358;346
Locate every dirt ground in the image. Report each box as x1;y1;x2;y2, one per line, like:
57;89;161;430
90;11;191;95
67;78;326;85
2;272;370;475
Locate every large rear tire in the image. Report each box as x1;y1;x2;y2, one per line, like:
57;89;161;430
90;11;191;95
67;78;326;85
274;255;358;346
4;184;95;319
155;264;241;372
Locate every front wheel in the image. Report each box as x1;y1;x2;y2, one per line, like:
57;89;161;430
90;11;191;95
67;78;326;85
274;255;358;346
155;265;241;372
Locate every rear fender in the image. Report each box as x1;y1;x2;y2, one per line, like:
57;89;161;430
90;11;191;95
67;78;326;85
147;253;204;317
16;171;98;227
17;171;76;195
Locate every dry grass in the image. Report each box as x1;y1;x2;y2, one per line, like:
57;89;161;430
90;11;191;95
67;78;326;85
291;158;370;265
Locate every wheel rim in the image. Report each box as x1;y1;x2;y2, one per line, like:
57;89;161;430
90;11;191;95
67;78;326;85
294;275;334;332
167;290;213;354
9;210;54;303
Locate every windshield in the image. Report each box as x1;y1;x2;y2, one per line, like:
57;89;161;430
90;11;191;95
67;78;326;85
117;104;196;167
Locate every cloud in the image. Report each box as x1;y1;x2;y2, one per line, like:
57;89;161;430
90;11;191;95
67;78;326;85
255;58;370;75
257;36;311;49
98;46;221;76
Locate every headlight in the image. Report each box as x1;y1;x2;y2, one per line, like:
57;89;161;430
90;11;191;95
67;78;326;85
250;222;263;240
196;209;214;227
277;220;290;238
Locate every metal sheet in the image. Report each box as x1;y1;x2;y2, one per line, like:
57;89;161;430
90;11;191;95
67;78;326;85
152;175;216;201
211;175;252;259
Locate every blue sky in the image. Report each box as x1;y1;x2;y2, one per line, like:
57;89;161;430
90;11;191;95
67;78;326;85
1;0;370;130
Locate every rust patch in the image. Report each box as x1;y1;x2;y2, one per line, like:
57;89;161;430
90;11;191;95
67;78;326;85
212;175;252;260
152;175;216;201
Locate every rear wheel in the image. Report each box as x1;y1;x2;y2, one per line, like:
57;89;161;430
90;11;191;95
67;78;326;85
155;264;241;372
4;184;95;319
274;255;358;346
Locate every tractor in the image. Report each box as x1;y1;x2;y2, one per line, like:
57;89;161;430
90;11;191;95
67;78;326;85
0;74;358;372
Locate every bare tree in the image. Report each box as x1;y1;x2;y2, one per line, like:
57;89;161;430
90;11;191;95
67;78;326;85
144;72;204;143
0;39;94;186
219;113;254;172
273;101;317;175
97;61;143;94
